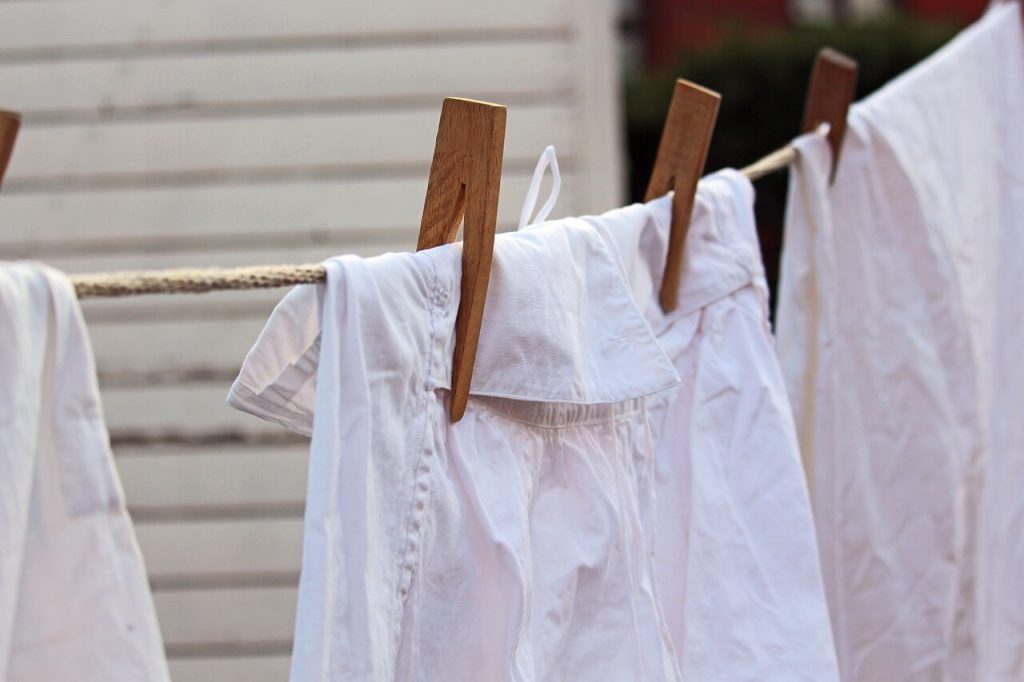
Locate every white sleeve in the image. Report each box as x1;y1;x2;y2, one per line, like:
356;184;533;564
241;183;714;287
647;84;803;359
227;280;324;437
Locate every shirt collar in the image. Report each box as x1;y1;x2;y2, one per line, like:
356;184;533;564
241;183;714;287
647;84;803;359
422;216;681;404
229;170;764;435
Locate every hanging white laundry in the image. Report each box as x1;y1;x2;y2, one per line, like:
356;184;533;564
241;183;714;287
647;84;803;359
230;161;837;680
776;4;1024;680
229;213;685;680
576;171;839;682
0;262;169;682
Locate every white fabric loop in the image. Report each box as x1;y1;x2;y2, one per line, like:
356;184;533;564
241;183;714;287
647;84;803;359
518;145;561;229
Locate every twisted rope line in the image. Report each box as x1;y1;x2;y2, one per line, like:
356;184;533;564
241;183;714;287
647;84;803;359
740;145;798;181
72;264;326;298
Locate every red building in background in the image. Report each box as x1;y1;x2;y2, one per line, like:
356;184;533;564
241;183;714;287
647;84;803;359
642;0;990;69
642;0;789;68
904;0;989;21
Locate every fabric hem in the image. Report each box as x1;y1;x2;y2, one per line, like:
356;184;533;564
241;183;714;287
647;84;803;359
225;379;313;438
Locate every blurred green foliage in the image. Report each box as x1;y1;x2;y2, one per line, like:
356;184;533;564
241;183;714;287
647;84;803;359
627;13;960;190
624;12;961;309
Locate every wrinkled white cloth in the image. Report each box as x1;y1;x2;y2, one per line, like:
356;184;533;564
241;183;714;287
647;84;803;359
0;262;170;682
229;220;685;680
229;164;835;680
776;4;1024;680
581;170;838;681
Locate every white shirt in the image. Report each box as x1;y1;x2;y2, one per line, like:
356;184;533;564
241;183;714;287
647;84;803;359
0;262;170;682
776;4;1024;679
230;219;684;681
583;170;838;681
230;169;836;680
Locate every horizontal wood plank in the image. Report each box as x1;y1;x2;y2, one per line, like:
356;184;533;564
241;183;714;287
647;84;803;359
81;288;287;324
5;106;571;186
169;656;291;682
0;42;568;118
103;382;281;439
0;0;566;55
117;444;308;511
91;316;277;380
137;519;303;581
154;586;297;649
39;242;407;277
0;173;573;247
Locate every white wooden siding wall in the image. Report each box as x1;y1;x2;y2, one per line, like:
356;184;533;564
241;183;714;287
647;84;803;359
0;1;623;680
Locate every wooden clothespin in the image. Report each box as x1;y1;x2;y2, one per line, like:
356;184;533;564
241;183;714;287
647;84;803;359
0;111;21;190
417;97;506;422
801;48;858;184
645;80;720;313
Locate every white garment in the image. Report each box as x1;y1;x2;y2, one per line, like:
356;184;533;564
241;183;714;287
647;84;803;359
0;263;170;682
776;4;1024;680
580;171;839;681
230;166;837;680
230;221;684;680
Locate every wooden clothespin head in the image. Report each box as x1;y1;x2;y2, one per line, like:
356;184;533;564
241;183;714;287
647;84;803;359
417;97;506;422
645;80;720;313
801;48;857;184
0;111;21;190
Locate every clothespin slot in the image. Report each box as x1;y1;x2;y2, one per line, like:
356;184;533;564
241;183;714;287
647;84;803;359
645;80;720;313
801;48;858;184
0;111;21;190
416;97;506;422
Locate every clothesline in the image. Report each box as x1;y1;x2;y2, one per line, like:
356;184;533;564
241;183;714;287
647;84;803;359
738;144;797;181
70;145;798;299
73;263;327;298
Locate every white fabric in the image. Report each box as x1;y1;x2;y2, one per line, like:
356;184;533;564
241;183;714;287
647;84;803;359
581;171;839;681
230;220;684;681
518;145;561;229
0;262;170;682
776;4;1024;680
229;170;836;680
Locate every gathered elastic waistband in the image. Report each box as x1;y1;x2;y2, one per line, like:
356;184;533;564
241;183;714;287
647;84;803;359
465;393;647;428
